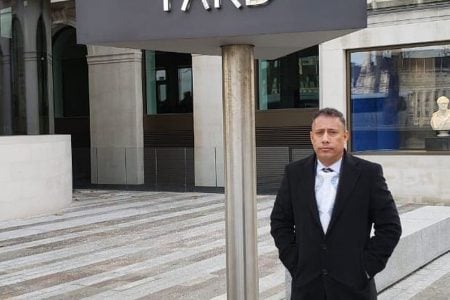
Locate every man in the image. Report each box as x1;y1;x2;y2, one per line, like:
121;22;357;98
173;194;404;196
270;108;401;299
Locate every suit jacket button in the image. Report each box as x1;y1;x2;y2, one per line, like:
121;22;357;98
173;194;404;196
321;244;327;250
322;269;328;276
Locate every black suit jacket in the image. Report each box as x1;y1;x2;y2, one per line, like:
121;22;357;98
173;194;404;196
270;153;402;300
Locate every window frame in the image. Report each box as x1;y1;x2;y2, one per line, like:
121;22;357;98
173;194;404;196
346;41;450;155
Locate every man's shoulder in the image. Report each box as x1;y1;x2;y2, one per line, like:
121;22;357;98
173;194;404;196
346;153;381;171
286;154;314;171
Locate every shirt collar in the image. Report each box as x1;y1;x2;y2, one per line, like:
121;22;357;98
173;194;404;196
316;157;342;175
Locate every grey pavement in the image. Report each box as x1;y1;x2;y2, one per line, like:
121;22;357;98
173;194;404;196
0;190;447;299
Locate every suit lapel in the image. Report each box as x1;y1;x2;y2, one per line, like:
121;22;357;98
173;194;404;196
300;155;323;232
326;153;361;235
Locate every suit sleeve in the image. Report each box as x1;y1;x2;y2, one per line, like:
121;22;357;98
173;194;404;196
364;163;402;277
270;166;298;276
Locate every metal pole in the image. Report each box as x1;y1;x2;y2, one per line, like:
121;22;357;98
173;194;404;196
222;44;259;300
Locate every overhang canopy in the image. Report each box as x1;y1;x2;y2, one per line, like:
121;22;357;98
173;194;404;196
75;0;367;59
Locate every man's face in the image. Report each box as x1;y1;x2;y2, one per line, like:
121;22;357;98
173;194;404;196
310;115;348;166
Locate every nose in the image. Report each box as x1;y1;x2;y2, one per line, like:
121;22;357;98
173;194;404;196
322;132;330;144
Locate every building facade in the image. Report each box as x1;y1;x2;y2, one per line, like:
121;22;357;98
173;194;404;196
1;0;449;201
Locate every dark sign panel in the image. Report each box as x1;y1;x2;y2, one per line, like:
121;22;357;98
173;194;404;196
76;0;366;59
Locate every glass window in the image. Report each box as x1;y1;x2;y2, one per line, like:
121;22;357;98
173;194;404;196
144;51;192;115
52;26;89;118
258;46;319;110
178;67;193;112
1;7;12;38
349;44;450;151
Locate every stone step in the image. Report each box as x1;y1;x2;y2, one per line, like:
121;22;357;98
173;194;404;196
377;206;450;291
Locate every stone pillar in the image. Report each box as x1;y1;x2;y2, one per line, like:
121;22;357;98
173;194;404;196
7;0;53;135
87;46;144;185
192;54;224;188
222;45;259;300
17;0;52;134
319;43;347;115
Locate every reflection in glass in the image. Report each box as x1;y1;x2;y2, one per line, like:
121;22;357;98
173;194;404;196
350;44;450;151
258;46;319;110
178;67;192;114
145;50;157;115
1;6;12;38
156;69;166;81
145;51;192;114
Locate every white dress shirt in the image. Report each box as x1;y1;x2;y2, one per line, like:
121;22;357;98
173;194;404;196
315;158;342;233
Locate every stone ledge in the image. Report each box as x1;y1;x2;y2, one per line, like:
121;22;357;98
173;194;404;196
0;135;72;221
377;206;450;291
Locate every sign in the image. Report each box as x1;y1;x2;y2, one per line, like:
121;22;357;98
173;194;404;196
76;0;367;59
163;0;271;12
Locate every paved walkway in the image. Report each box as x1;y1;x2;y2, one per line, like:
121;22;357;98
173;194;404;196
0;190;284;299
379;252;450;300
0;190;447;299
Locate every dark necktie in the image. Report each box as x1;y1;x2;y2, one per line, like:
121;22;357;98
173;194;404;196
322;167;333;173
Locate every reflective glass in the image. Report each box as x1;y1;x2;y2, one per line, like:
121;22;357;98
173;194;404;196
350;44;450;151
145;51;192;114
258;46;319;110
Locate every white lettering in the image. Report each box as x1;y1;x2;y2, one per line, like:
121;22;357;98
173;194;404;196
214;0;242;9
164;0;269;12
202;0;212;10
181;0;211;11
246;0;269;6
163;0;171;11
229;0;243;8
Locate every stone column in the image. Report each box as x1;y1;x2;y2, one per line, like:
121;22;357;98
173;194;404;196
17;0;52;134
87;46;144;185
222;45;259;300
319;43;347;115
192;54;224;188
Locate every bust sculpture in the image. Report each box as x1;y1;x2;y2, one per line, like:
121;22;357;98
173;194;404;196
430;96;450;136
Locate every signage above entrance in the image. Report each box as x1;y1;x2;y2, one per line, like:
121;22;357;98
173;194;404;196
76;0;367;59
163;0;271;12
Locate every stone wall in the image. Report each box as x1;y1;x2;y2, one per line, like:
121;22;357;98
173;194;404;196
0;135;72;220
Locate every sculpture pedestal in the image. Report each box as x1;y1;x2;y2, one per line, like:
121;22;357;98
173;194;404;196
436;130;449;137
425;136;450;151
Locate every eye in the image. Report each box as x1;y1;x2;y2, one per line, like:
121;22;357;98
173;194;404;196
328;130;338;136
315;130;325;136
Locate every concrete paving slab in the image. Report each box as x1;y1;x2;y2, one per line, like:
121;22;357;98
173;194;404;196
0;190;447;300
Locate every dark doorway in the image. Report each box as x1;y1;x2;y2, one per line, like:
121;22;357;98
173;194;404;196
53;26;90;187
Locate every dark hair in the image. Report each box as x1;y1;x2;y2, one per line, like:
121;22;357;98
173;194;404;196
312;108;346;129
